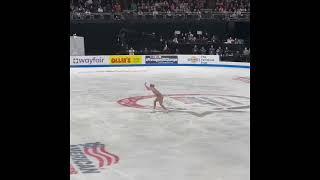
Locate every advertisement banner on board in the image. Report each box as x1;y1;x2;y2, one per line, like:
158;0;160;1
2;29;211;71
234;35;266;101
200;55;220;64
70;56;107;65
178;55;220;64
178;55;202;64
145;55;178;64
109;55;143;65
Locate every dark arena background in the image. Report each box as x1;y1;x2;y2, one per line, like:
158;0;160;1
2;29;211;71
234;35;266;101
70;0;250;180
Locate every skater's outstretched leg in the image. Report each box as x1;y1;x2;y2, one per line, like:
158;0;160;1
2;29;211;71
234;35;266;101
159;97;168;111
153;98;158;110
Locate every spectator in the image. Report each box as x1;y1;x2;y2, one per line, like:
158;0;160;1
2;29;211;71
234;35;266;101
170;3;175;12
153;8;159;16
187;33;191;40
216;46;223;56
70;4;75;12
208;45;216;55
85;8;91;15
197;9;201;18
74;10;82;19
243;47;250;56
234;50;243;61
202;35;208;42
175;6;180;12
105;1;112;12
237;38;244;44
200;46;206;54
130;1;138;11
214;6;220;12
234;38;239;44
98;6;104;12
234;50;240;59
231;11;237;18
179;32;184;38
163;44;170;53
175;48;180;54
113;2;122;13
146;5;151;13
236;8;242;16
129;47;135;55
192;45;199;54
224;46;231;56
180;1;187;10
151;32;156;40
226;36;234;44
182;36;186;43
191;36;196;42
85;0;93;7
173;37;179;44
204;32;209;38
78;5;85;13
243;47;250;62
188;33;194;41
211;34;218;42
186;7;192;13
144;47;149;54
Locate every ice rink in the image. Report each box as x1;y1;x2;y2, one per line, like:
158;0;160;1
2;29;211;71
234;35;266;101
70;66;250;180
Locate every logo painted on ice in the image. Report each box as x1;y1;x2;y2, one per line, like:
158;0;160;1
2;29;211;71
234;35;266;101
70;142;119;175
118;94;250;117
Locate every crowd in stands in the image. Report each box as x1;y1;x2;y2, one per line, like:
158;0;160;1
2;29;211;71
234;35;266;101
166;31;246;45
70;0;250;14
70;0;121;14
115;30;250;61
215;0;250;12
129;0;206;13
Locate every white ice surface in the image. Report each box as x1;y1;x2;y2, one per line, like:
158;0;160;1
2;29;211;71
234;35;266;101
70;66;250;180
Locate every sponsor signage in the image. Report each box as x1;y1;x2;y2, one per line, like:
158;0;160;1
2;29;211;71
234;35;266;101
109;55;143;65
70;56;107;65
145;55;178;64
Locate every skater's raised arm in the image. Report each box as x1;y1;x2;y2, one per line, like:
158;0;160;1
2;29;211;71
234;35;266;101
144;82;151;90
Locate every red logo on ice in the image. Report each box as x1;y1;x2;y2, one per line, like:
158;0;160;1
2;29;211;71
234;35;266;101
70;142;120;175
